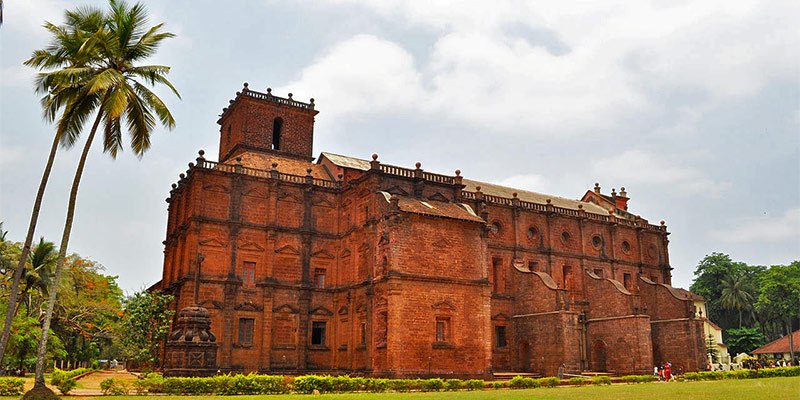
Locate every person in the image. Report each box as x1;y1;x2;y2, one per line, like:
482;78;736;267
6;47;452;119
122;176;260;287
663;362;672;382
653;365;659;378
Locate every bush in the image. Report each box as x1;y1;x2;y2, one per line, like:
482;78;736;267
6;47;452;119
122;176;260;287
538;377;560;388
444;379;463;391
293;375;333;394
508;375;539;389
568;377;589;386
464;379;485;390
492;381;507;389
420;378;444;391
0;377;25;396
592;376;612;385
57;378;78;395
100;378;130;395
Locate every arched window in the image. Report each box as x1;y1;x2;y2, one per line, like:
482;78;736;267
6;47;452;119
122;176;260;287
272;117;283;150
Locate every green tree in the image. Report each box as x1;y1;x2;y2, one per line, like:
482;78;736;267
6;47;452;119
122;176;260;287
690;253;764;329
725;326;766;356
720;272;755;328
17;239;57;318
706;334;719;363
0;5;107;362
24;1;179;394
755;262;800;362
118;290;174;366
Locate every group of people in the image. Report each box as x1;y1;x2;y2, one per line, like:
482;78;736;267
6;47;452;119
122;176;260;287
741;358;795;369
654;362;677;381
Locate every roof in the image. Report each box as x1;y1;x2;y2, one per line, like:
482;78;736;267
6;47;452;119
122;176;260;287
461;179;610;216
228;151;332;180
753;330;800;354
379;192;485;223
321;152;610;216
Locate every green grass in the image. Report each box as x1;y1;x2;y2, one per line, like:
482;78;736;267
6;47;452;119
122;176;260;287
34;376;798;400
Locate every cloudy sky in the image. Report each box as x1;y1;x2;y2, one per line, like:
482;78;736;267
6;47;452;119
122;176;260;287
1;0;798;294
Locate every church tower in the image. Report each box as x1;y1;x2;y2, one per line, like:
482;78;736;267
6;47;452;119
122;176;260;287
216;83;318;162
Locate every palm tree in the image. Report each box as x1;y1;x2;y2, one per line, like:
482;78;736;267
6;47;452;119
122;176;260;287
720;272;755;328
25;0;179;393
18;239;57;318
0;5;106;364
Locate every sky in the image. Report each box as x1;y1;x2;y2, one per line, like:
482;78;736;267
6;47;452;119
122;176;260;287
1;0;798;294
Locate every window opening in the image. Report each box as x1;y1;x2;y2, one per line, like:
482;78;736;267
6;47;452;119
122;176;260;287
243;262;256;288
314;268;326;288
238;318;254;345
311;321;326;346
272;117;283;150
496;326;507;348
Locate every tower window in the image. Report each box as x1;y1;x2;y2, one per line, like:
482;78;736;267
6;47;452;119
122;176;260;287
238;318;254;346
272;117;283;150
311;321;326;346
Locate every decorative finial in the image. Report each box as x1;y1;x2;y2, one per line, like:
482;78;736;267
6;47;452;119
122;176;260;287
620;187;627;197
594;182;601;194
271;162;278;169
188;162;194;168
476;186;481;191
372;153;378;161
288;93;293;99
222;107;228;112
171;183;177;189
337;173;343;180
310;98;315;104
546;199;552;204
512;192;518;198
611;187;617;197
306;168;313;175
235;157;242;164
578;204;583;209
179;173;185;179
229;100;234;104
415;162;422;169
455;169;461;176
198;149;205;157
660;220;666;226
243;82;249;89
267;87;272;94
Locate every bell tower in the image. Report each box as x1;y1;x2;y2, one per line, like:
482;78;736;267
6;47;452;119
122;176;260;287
217;83;318;162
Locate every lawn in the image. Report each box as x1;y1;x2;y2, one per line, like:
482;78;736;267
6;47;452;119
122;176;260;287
39;376;798;400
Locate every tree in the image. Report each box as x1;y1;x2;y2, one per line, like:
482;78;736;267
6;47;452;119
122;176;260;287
118;290;174;367
706;334;719;364
0;5;107;363
726;326;766;356
690;253;764;329
24;1;179;394
720;272;755;328
755;262;800;363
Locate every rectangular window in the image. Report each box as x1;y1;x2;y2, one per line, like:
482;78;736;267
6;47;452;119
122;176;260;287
360;322;366;345
238;318;254;346
243;262;256;288
435;317;449;342
314;268;326;288
492;258;503;293
311;321;326;346
623;273;632;290
495;326;507;348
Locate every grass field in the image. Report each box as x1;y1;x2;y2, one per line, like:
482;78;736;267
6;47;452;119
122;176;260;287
29;376;795;400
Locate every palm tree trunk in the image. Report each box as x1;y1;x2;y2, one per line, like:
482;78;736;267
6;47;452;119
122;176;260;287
0;133;60;361
32;109;103;388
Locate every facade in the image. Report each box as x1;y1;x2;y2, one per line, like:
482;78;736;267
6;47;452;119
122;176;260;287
157;83;708;377
752;330;800;361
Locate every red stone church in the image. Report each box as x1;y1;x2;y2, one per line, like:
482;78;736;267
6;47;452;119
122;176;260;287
156;83;707;377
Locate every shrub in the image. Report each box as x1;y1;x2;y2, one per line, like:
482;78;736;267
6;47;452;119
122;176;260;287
492;381;507;389
57;378;78;395
293;375;334;394
0;377;25;396
51;369;66;386
444;378;463;391
364;378;389;392
464;379;485;390
538;377;560;388
592;376;612;385
568;377;589;386
100;378;131;395
683;372;700;381
508;375;538;388
420;378;444;392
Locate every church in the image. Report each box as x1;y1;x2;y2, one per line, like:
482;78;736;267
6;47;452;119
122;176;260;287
156;83;708;377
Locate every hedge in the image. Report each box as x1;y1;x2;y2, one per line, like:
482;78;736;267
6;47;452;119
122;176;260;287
683;366;800;381
0;377;25;396
51;367;93;386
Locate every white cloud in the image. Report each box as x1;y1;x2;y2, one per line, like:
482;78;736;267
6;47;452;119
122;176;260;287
278;34;423;118
710;207;800;244
589;149;731;196
497;174;550;194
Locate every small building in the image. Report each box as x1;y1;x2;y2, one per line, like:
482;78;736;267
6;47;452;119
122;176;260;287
752;330;800;361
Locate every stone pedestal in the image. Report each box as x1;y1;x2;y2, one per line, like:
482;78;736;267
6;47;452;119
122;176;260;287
164;305;219;377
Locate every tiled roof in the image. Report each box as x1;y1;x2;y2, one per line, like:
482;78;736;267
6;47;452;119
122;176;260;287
379;192;485;223
227;151;333;180
320;152;610;216
753;330;800;354
461;179;609;216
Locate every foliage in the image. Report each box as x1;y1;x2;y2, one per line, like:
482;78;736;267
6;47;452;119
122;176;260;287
755;262;800;330
569;377;590;385
118;289;174;365
100;377;130;395
56;377;77;395
0;377;25;396
619;374;656;384
50;367;92;385
726;327;766;355
690;253;763;330
682;366;800;381
592;376;612;385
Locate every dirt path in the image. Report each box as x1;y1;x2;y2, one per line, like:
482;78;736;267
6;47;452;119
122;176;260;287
70;369;139;396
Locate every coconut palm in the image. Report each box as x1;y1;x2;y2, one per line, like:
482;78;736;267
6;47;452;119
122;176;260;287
25;0;179;393
720;272;755;328
0;5;106;364
18;239;58;318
